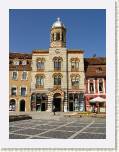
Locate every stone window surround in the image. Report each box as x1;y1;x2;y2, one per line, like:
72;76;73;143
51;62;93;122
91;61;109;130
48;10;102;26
11;86;17;96
21;71;28;80
12;71;18;80
20;86;27;96
70;74;80;88
70;57;80;71
35;74;44;87
88;79;96;94
97;78;105;94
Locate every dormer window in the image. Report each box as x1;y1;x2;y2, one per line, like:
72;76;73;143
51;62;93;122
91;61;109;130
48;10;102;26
14;60;19;65
22;60;27;65
96;67;102;73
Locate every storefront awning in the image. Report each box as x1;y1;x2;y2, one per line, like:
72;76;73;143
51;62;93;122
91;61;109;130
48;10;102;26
89;96;106;103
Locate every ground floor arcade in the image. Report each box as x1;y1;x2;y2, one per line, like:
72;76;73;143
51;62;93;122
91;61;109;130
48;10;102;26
9;90;85;112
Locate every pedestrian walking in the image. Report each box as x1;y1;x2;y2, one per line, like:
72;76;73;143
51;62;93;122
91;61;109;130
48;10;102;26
53;105;56;115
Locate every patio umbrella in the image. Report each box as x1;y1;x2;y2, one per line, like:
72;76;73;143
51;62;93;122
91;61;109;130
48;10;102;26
89;96;106;103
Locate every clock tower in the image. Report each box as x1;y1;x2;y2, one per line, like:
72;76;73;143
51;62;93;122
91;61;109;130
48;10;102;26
50;17;66;48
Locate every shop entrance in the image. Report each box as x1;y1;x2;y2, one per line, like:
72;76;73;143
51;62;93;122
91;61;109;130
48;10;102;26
53;93;61;112
69;102;73;111
20;100;25;111
41;103;46;111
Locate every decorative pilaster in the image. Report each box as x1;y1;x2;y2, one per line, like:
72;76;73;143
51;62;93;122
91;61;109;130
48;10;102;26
64;92;68;112
47;95;53;112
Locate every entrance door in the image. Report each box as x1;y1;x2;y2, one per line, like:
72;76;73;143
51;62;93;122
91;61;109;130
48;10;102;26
53;93;61;112
20;100;25;111
41;103;45;111
69;102;73;111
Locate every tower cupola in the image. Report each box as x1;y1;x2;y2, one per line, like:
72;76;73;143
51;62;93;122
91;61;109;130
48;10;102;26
50;17;66;48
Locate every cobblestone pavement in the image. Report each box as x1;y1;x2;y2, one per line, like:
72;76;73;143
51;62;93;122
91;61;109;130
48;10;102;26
9;116;106;139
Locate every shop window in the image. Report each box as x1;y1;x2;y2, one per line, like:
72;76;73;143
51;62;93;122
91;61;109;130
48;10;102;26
69;93;74;100
9;99;16;111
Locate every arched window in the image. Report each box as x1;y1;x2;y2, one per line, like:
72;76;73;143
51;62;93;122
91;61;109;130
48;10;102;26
71;75;80;88
51;33;54;41
53;57;62;71
71;58;80;71
54;75;61;85
36;58;45;71
37;61;44;70
56;32;60;41
36;75;44;88
9;99;16;111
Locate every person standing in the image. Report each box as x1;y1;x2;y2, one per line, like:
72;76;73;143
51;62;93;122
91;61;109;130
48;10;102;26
53;105;56;115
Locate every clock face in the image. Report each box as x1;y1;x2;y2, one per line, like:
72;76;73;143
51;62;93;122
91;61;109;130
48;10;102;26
55;49;60;54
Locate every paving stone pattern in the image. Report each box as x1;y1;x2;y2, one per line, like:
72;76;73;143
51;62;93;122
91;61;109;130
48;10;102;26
9;117;106;139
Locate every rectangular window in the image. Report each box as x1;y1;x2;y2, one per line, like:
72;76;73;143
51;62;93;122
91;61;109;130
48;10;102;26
21;87;26;96
12;72;17;80
11;87;16;96
71;62;75;69
71;62;79;71
99;81;103;92
90;83;94;92
71;77;79;88
22;72;27;80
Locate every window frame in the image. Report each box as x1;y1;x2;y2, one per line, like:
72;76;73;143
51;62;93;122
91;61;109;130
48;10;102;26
21;71;27;80
21;87;27;96
12;71;18;80
11;87;17;96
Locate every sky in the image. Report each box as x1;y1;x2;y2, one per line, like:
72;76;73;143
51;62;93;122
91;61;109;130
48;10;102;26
9;9;106;58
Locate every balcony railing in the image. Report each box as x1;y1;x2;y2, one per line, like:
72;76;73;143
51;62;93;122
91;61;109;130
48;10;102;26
35;84;44;89
71;68;79;72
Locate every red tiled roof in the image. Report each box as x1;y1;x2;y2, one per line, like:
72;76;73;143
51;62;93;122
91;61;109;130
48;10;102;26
84;57;106;78
9;52;32;59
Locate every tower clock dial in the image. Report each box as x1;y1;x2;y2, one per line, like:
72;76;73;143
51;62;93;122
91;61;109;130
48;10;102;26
55;49;60;54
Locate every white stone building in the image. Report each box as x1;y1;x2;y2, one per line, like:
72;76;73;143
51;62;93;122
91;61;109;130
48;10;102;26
30;18;85;112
